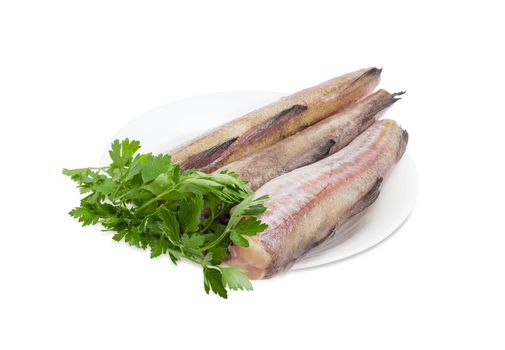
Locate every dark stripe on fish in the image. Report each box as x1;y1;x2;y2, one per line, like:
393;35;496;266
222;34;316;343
345;177;383;218
241;104;308;144
180;137;238;170
397;129;409;161
282;138;338;173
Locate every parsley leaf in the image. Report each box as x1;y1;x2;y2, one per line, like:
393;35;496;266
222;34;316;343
181;233;205;249
69;206;101;226
141;154;172;183
221;267;253;291
93;179;118;195
109;138;141;169
235;217;268;235
230;230;250;247
179;196;204;233
203;267;227;299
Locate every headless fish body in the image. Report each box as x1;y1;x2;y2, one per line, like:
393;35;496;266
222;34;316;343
171;68;382;171
220;89;402;190
226;119;408;279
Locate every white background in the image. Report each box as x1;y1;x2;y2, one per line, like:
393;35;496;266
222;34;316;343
1;1;504;349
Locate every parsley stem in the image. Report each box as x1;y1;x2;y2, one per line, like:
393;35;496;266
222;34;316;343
166;247;195;264
89;166;108;170
201;213;215;233
200;204;228;233
200;227;231;252
134;187;177;216
116;187;139;200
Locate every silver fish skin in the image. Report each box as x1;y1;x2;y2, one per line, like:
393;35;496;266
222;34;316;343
220;89;402;190
226;119;408;279
170;68;381;170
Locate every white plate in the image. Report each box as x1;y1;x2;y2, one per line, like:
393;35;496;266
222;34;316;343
101;92;418;270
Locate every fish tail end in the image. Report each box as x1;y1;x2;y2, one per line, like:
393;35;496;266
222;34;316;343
362;67;383;81
368;67;383;76
382;90;405;109
390;90;406;105
348;67;383;89
359;90;404;129
392;90;406;99
379;90;406;112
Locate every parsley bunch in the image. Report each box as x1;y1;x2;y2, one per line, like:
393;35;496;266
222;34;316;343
63;139;268;298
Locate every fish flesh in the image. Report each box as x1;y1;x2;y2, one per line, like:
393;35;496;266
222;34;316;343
220;89;402;190
171;67;382;170
226;119;408;279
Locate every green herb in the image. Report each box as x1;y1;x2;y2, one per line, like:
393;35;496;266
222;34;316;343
63;138;268;298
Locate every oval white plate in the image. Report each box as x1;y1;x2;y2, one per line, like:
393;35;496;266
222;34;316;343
101;92;418;270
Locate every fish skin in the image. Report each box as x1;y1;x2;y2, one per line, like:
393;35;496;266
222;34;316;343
219;89;401;190
199;68;383;172
226;119;408;279
172;67;382;170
